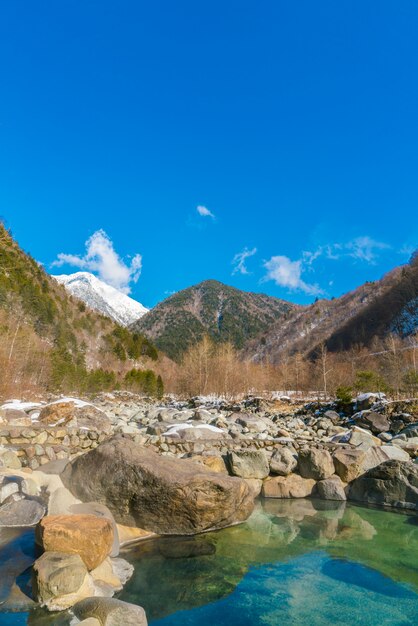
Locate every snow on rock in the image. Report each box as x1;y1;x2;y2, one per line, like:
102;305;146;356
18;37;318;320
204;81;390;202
53;271;149;326
1;400;42;413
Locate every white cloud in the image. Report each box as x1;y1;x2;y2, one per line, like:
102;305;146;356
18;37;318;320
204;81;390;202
232;247;257;275
346;236;390;263
197;205;215;218
51;229;142;294
263;255;323;296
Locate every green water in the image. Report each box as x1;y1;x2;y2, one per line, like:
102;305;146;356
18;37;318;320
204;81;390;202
119;500;418;626
1;500;417;625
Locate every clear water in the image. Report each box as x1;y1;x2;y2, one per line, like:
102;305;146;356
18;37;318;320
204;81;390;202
1;500;418;625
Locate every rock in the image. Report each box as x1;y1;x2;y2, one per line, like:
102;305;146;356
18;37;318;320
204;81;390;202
262;473;316;498
0;408;32;426
0;498;46;527
39;400;112;432
62;436;254;535
226;450;269;479
244;478;263;497
90;557;133;592
192;455;228;474
116;524;155;546
269;447;297;476
380;445;410;463
47;486;82;515
37;514;114;570
69;502;120;558
235;414;267;432
297;448;334;480
349;426;382;450
355;393;386;411
349;460;418;510
316;476;347;501
33;551;96;611
323;410;340;422
356;411;390;434
72;597;148;626
0;449;22;469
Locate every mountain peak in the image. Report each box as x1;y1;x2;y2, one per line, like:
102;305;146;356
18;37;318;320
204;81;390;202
53;272;148;327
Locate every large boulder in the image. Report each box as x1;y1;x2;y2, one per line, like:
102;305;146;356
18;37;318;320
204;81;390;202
73;597;148;626
333;446;410;483
62;436;254;535
261;474;316;498
269;447;297;476
349;460;418;510
226;450;269;479
297;448;334;480
36;514;114;570
32;551;95;611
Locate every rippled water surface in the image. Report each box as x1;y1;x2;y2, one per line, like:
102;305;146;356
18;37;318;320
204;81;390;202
1;499;418;625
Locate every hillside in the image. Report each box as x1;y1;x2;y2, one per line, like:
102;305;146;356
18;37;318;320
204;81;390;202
0;225;158;395
132;279;297;360
53;272;148;326
245;256;418;363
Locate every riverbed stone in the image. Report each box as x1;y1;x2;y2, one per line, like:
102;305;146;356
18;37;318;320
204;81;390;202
227;450;269;479
348;460;418;510
298;448;334;480
0;498;46;527
316;475;347;501
269;447;297;476
262;473;316;498
62;436;254;535
32;551;96;611
36;514;114;570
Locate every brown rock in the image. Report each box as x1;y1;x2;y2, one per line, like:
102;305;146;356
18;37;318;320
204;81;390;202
61;436;254;535
37;514;114;570
333;448;367;482
262;473;316;498
39;401;112;433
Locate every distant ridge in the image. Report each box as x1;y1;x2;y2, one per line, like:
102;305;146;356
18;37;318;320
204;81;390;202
132;279;296;360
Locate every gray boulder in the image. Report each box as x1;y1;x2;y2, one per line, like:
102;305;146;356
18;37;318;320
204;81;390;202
316;476;347;501
356;411;390;434
227;450;269;479
0;498;46;527
269;447;297;476
62;436;254;535
349;460;418;510
298;448;334;480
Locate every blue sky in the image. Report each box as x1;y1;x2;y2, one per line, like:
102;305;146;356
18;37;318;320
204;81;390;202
1;1;417;308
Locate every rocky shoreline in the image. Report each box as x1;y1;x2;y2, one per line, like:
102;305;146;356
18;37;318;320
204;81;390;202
0;391;417;623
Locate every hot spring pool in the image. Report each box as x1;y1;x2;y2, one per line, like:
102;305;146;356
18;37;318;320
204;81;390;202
1;499;418;625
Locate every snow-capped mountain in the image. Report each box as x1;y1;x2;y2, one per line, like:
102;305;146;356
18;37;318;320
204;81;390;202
53;272;149;326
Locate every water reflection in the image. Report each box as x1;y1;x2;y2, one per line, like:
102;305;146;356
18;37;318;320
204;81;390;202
120;500;418;622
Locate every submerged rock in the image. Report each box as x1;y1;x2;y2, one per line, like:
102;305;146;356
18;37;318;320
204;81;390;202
72;596;148;626
62;435;254;535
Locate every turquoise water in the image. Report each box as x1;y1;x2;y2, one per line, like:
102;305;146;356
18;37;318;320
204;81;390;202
1;500;418;625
